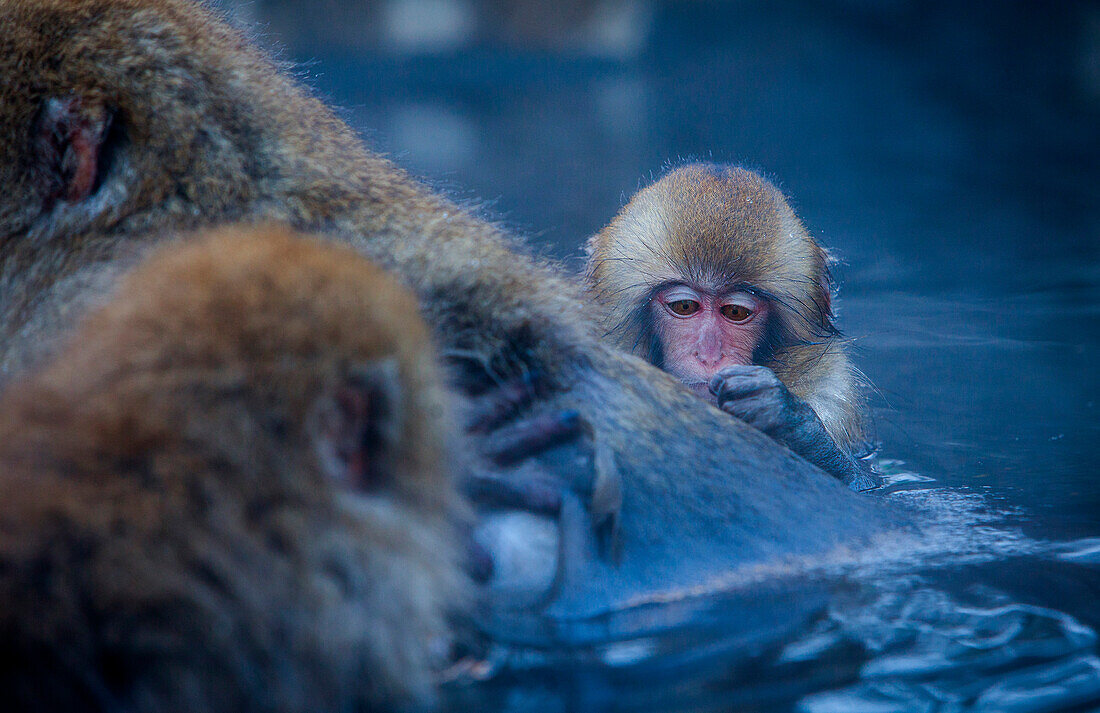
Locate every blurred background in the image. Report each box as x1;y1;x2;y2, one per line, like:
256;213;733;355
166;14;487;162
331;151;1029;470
218;0;1099;534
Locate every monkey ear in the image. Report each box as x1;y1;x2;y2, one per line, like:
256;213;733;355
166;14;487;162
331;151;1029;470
33;97;114;206
310;357;405;491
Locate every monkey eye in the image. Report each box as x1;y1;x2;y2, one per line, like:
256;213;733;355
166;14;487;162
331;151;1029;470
666;299;701;317
720;304;753;322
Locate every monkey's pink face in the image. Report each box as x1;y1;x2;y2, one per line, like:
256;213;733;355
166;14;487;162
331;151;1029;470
650;284;769;403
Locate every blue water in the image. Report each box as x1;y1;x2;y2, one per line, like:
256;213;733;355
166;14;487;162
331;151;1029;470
228;0;1100;708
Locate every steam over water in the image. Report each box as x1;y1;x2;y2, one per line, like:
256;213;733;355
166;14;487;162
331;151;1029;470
230;0;1100;709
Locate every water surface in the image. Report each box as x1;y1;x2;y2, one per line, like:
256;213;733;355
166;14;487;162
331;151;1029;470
237;1;1100;708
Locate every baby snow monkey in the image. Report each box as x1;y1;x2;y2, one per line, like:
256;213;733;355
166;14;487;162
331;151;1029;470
586;164;878;491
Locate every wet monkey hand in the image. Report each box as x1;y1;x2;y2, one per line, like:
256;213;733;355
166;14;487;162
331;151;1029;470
711;364;879;491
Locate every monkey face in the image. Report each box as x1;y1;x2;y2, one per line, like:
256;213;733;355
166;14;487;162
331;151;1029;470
649;283;770;401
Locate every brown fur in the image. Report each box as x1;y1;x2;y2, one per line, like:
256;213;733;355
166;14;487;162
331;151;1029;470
0;0;589;384
585;163;866;451
0;225;465;712
0;0;905;634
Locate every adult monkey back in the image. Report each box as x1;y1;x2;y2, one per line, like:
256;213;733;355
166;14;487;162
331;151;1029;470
0;0;905;620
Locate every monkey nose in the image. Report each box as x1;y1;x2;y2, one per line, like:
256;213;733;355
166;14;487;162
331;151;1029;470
694;351;721;368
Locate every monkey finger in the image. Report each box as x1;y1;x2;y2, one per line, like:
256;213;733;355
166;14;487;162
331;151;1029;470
480;410;582;466
461;466;563;514
720;400;766;423
711;364;780;386
712;378;778;405
721;398;787;433
712;369;789;407
710;364;777;384
712;364;769;378
465;373;538;433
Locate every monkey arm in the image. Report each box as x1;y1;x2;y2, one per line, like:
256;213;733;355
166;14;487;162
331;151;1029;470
710;365;881;491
